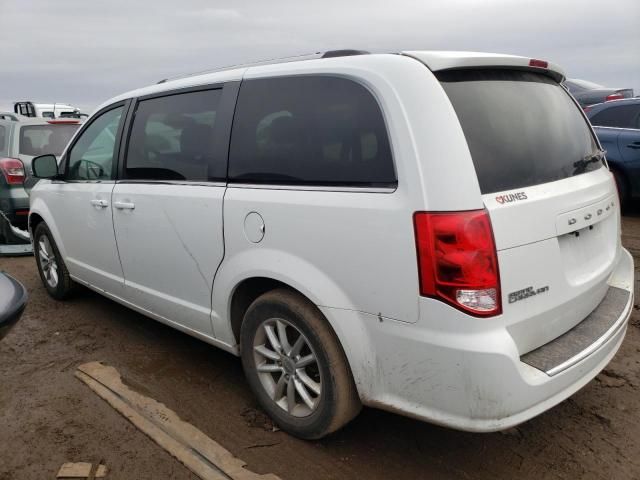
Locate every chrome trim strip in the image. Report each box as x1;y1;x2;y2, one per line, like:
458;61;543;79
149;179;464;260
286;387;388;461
546;291;633;376
594;126;640;132
115;180;227;187
227;183;397;193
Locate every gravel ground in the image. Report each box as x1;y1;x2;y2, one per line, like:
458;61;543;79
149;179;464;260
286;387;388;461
0;213;639;480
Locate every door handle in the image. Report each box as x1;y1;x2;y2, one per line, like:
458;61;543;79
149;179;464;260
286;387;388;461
90;199;108;208
113;201;135;210
626;142;640;150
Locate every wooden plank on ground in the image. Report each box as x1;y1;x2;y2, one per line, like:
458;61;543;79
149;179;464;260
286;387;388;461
75;361;281;480
57;462;107;478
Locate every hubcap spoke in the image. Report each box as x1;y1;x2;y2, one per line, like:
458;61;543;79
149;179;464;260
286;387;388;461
276;320;292;355
286;376;296;413
264;325;282;353
254;344;280;361
297;370;321;396
290;335;305;358
293;377;315;409
274;373;287;400
296;354;315;369
257;363;282;373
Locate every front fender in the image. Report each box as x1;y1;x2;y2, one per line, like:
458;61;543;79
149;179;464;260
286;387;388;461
29;194;67;259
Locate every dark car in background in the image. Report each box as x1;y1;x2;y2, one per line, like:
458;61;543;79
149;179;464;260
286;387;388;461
586;98;640;208
565;78;634;108
0;272;27;340
0;117;79;229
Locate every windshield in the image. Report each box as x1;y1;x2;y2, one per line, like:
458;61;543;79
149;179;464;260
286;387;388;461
19;124;79;157
438;69;601;194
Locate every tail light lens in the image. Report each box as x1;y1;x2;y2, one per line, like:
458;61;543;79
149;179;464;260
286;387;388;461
413;210;502;317
0;158;25;185
605;93;624;102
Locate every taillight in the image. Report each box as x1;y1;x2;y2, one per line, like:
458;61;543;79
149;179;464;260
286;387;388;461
0;158;25;185
605;93;624;102
413;210;502;317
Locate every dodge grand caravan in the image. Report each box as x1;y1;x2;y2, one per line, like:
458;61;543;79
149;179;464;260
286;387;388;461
29;50;634;439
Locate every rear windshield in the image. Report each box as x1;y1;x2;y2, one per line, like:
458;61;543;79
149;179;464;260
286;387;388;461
438;70;601;194
19;124;79;157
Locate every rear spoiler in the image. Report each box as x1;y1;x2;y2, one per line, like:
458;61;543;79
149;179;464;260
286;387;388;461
402;51;565;83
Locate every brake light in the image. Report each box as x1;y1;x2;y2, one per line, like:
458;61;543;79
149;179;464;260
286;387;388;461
529;59;548;69
605;94;624;102
0;158;25;185
413;210;501;317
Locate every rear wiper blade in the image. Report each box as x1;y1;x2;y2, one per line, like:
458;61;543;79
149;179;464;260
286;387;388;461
573;151;605;174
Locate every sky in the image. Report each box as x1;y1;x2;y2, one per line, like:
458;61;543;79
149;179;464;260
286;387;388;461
0;0;638;113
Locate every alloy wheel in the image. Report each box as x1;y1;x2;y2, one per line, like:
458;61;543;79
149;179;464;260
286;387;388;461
38;235;59;288
253;318;322;417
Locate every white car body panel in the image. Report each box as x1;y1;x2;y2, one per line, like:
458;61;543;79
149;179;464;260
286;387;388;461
111;183;225;335
29;50;634;432
34;181;124;295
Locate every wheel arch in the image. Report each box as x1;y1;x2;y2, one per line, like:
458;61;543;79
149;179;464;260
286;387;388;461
28;200;68;259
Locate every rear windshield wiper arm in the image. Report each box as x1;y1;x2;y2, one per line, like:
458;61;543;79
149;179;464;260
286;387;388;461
573;151;605;175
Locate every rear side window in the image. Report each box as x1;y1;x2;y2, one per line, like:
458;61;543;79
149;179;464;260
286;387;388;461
589;104;640;129
438;70;600;194
125;89;223;181
0;125;5;152
229;76;395;187
19;124;79;156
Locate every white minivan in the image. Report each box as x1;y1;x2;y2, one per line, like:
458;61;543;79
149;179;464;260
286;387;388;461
29;50;635;439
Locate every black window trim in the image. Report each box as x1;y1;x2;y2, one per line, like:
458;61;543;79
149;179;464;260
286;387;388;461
60;99;131;183
590;103;640;131
226;73;398;190
117;81;239;184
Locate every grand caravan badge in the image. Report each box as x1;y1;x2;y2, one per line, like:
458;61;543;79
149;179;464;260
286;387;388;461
508;285;549;304
495;192;528;204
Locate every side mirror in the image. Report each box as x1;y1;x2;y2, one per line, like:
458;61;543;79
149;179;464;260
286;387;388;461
32;154;59;179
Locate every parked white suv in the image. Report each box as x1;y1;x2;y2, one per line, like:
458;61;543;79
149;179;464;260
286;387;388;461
29;50;634;439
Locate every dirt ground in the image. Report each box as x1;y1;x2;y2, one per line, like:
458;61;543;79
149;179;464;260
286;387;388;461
1;214;639;480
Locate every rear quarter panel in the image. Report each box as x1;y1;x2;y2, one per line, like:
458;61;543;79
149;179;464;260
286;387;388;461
211;54;484;347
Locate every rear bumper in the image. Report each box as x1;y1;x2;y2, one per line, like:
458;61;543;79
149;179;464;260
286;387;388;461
0;186;29;228
348;248;634;432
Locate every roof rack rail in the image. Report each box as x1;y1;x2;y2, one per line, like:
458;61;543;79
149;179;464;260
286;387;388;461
156;49;372;84
156;51;325;84
321;49;370;58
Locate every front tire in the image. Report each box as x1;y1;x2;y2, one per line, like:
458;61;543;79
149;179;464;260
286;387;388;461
240;289;361;439
33;223;74;300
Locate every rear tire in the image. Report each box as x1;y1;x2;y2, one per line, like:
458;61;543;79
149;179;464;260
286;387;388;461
240;289;361;439
33;223;74;300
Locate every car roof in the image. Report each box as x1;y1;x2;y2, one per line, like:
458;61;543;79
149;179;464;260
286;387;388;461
96;50;566;112
586;97;640;117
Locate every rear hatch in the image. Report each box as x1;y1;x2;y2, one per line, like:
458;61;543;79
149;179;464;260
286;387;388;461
434;65;620;354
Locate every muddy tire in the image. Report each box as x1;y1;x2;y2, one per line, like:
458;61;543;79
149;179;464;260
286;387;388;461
33;223;74;300
240;288;361;439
